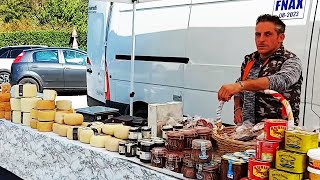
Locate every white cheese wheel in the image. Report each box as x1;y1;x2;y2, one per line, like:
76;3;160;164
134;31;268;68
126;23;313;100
105;137;121;152
56;100;72;110
90;134;111;148
37;121;53;132
79;127;96;144
21;97;41;112
66;126;82;140
114;125;130;140
57;124;70;137
43;89;57;101
30;119;38;129
10;98;21;111
102;123;123;135
22;112;31;126
37;110;55;122
0;111;4;118
4;111;11;120
52;123;60;134
37;100;55;110
0;93;10;102
30;109;37;119
13;84;37;98
63;113;83;126
12;111;22;124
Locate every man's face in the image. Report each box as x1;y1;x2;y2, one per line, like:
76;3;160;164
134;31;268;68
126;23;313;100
255;22;285;57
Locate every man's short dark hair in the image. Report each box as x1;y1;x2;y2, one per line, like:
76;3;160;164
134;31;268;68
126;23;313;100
256;14;286;34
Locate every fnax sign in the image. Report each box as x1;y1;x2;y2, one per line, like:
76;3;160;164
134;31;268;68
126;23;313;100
273;0;306;20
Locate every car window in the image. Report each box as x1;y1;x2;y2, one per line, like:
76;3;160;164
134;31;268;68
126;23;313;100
63;50;86;65
0;50;9;58
10;49;24;58
33;50;59;63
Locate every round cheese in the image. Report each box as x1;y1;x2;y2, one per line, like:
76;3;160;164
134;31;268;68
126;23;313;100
0;111;5;118
12;111;22;124
30;109;38;119
57;124;70;137
37;121;53;132
37;110;55;121
114;125;130;140
4;111;11;120
1;83;11;94
0;103;4;111
10;98;21;111
52;123;60;134
105;137;121;152
3;102;10;111
43;89;57;101
37;100;55;110
13;84;37;98
67;126;82;140
63;113;83;126
56;100;72;110
57;109;75;113
90;134;111;148
30;119;38;129
55;111;67;124
102;123;123;135
21;97;41;112
79;127;96;144
0;93;10;102
22;112;31;126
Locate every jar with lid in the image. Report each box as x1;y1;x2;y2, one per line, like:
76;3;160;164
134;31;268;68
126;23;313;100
166;151;184;173
220;154;247;180
141;126;152;139
153;139;165;148
166;131;184;151
151;147;168;168
128;127;140;140
162;125;173;139
182;157;196;179
136;140;142;158
196;163;220;180
191;139;213;163
180;129;198;149
140;141;154;163
194;126;212;140
183;150;192;158
173;123;184;131
125;141;137;157
118;140;126;155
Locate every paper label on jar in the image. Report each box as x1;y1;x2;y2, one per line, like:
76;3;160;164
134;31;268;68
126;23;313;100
196;173;203;180
199;142;208;160
119;146;125;154
162;131;168;139
137;132;143;140
128;132;138;140
140;152;151;160
142;131;152;139
227;160;234;179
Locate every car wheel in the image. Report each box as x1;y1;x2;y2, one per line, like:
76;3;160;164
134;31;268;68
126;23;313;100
18;78;43;92
0;71;10;84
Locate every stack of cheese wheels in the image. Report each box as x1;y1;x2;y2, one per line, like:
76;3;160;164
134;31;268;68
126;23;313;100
0;83;11;121
36;91;57;132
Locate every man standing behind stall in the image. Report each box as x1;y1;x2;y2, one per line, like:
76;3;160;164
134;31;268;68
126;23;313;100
218;14;303;126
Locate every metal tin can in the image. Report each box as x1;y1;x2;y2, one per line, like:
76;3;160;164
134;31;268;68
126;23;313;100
248;158;271;180
256;140;280;162
264;119;287;141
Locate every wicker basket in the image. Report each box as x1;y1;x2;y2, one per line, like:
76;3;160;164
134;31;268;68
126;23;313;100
212;126;256;156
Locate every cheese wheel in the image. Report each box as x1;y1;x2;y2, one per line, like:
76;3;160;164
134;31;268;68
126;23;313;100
57;124;70;137
3;102;10;111
114;125;130;140
12;111;22;124
52;123;60;134
102;123;123;135
105;137;121;152
10;98;21;111
13;84;37;98
79;128;95;144
56;100;72;110
63;113;83;126
30;109;37;119
37;110;55;121
1;83;11;94
55;111;67;124
30;119;38;129
22;112;31;126
37;121;53;132
90;134;111;148
43;89;57;101
0;111;4;118
4;111;11;120
0;103;4;111
57;109;75;113
21;97;41;112
37;100;55;110
67;126;82;140
0;93;10;102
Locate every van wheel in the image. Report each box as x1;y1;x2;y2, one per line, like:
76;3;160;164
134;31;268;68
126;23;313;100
0;71;10;84
19;78;42;92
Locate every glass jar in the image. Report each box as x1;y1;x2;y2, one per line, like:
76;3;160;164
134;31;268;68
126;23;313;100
141;126;152;139
136;139;142;158
166;131;184;151
220;155;247;180
162;125;173;139
196;163;220;180
125;141;137;157
183;150;192;158
166;151;184;173
118;140;126;155
191;139;213;163
194;126;212;140
182;157;196;179
153;139;165;148
173;124;184;131
140;141;154;163
151;147;168;168
128;127;140;140
180;129;198;149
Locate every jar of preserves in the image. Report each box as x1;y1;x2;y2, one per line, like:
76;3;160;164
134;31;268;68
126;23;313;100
220;154;247;180
173;124;184;131
191;139;213;163
136;139;142;158
182;157;196;179
125;141;137;157
153;139;165;148
180;129;198;149
183;150;192;158
128;127;140;140
141;126;152;139
162;125;173;139
140;141;154;163
151;147;168;168
166;131;184;151
118;140;126;155
194;126;212;141
166;151;184;173
196;163;220;180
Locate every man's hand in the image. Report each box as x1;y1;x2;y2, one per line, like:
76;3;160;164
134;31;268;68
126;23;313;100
234;108;243;125
218;83;242;101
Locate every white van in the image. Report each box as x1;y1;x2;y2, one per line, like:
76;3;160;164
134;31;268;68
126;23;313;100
87;0;320;129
